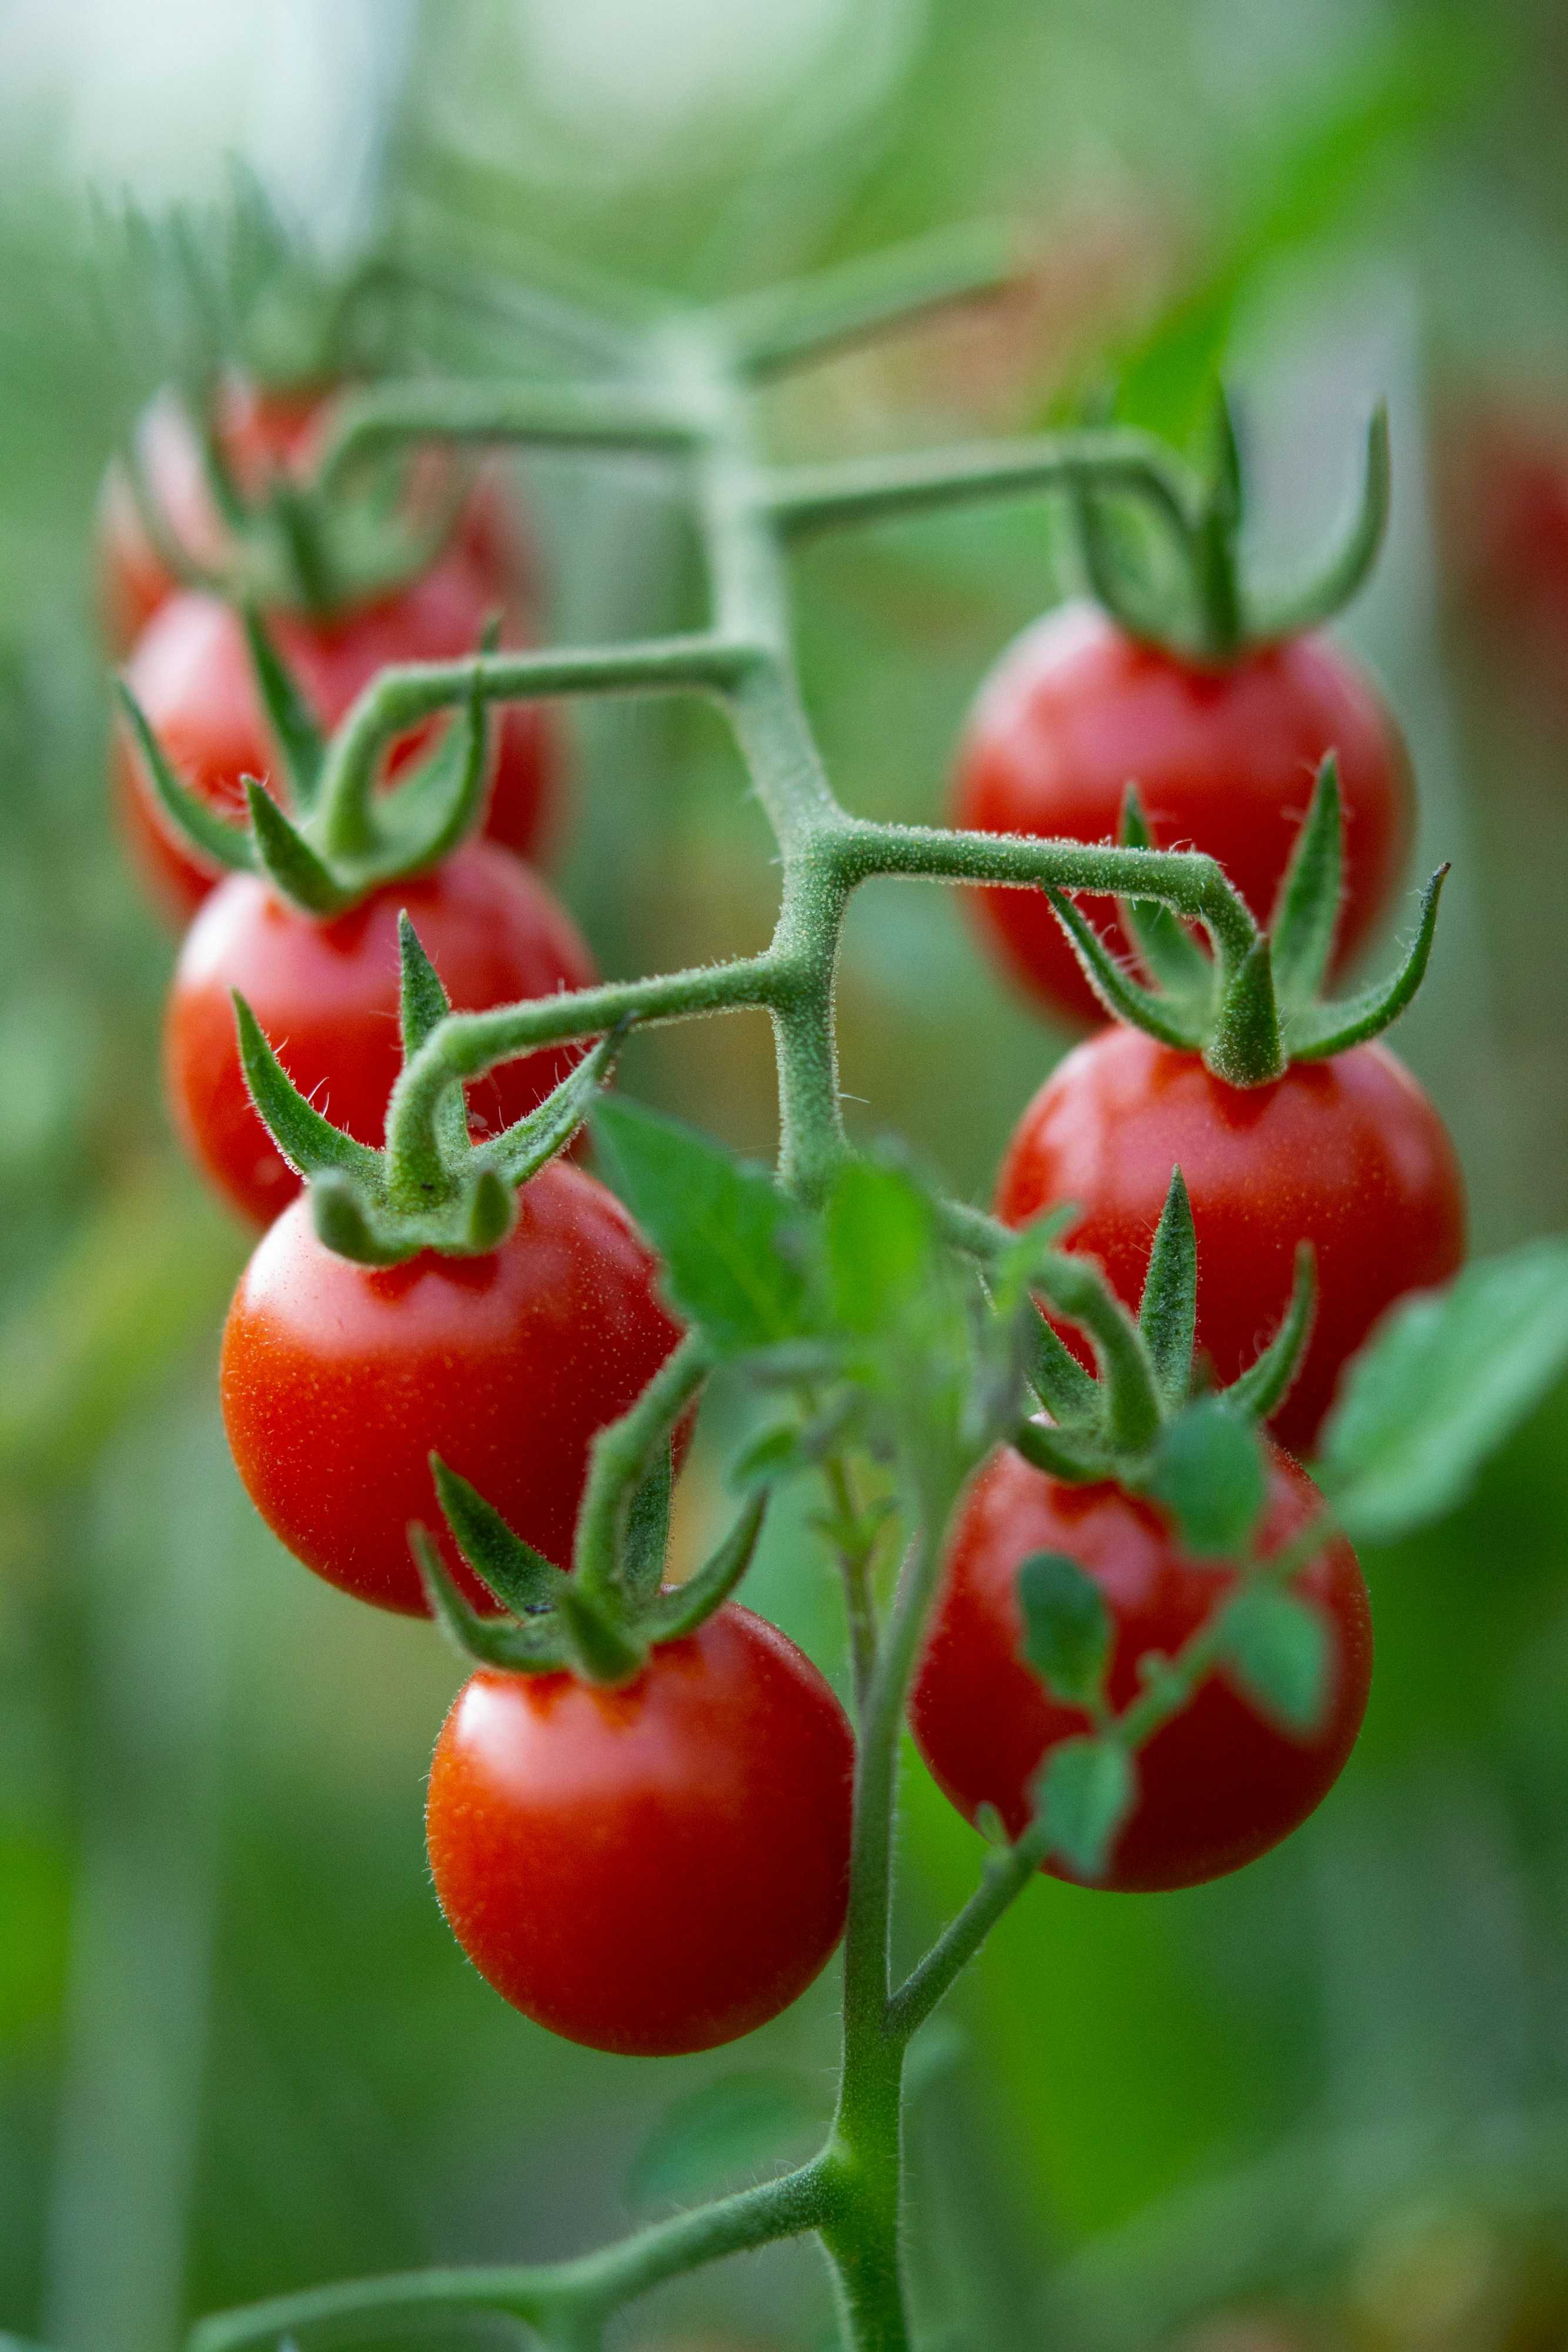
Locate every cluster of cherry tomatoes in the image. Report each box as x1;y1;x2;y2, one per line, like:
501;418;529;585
104;362;1466;2057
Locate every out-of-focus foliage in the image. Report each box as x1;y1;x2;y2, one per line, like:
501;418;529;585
6;4;1568;2351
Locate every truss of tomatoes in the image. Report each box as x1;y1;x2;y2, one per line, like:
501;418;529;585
105;372;1468;2062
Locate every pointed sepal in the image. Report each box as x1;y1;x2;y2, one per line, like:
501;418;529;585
1286;867;1449;1061
399;912;453;1058
245;777;353;914
481;1022;628;1187
1138;1168;1198;1408
1252;403;1392;644
232;993;383;1181
1045;887;1207;1048
622;1443;674;1602
1268;756;1343;1014
431;1455;565;1613
243;607;325;811
116;680;253;873
409;1524;570;1672
308;1172;409;1266
647;1493;768;1642
1206;932;1285;1086
1222;1244;1317;1424
1117;786;1215;1007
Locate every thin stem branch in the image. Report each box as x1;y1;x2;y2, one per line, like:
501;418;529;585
315;380;705;494
889;1823;1050;2044
768;430;1199;543
718;220;1024;380
188;2160;834;2352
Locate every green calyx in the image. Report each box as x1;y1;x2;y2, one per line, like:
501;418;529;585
118;609;496;916
236;913;620;1263
107;165;459;617
1005;1165;1316;1504
1074;383;1391;665
1053;757;1448;1085
412;1451;768;1688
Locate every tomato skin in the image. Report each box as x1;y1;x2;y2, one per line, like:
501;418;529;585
166;840;596;1228
997;1028;1465;1455
426;1604;854;2054
96;377;527;656
910;1443;1371;1892
952;603;1415;1028
115;564;557;928
220;1164;683;1615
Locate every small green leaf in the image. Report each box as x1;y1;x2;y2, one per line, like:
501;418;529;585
1221;1587;1329;1733
1016;1551;1111;1707
625;2070;827;2212
1138;1167;1197;1406
431;1456;564;1613
1318;1238;1568;1545
1146;1396;1267;1558
1038;1736;1135;1882
824;1157;937;1336
591;1096;810;1354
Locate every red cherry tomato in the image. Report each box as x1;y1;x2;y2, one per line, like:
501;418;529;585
116;566;559;928
996;1027;1466;1455
166;839;596;1228
910;1441;1371;1891
220;1162;683;1616
96;377;527;656
952;603;1415;1028
426;1604;854;2054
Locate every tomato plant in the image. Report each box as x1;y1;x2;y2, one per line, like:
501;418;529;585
165;840;596;1225
911;1439;1371;1891
116;566;558;925
995;1026;1467;1454
953;602;1414;1028
426;1606;854;2055
102;222;1565;2352
220;1164;683;1614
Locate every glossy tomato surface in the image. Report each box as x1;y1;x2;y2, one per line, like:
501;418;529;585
427;1604;854;2054
911;1442;1372;1891
166;840;596;1227
997;1028;1465;1455
96;377;527;656
220;1164;682;1615
952;602;1415;1028
116;563;557;927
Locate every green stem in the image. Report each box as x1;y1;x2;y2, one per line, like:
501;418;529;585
187;2161;833;2352
315;379;705;496
719;219;1024;379
768;430;1199;543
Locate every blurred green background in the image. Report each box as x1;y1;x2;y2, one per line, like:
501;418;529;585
6;3;1568;2350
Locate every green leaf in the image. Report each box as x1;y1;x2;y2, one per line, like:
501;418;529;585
1038;1737;1135;1882
1146;1396;1268;1558
1016;1551;1111;1707
1138;1167;1197;1406
1318;1239;1568;1545
824;1156;937;1335
625;2070;827;2212
591;1095;810;1354
1220;1587;1329;1732
431;1456;565;1615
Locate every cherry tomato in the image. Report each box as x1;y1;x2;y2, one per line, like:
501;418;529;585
116;563;558;927
426;1604;854;2054
220;1162;683;1616
166;839;596;1228
96;377;527;656
952;602;1415;1028
996;1026;1466;1455
910;1441;1372;1892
